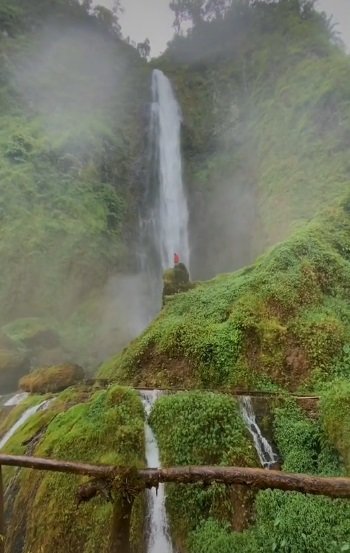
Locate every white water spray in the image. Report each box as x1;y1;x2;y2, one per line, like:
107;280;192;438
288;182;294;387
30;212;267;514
4;392;29;407
0;398;54;449
239;396;278;468
150;69;190;271
140;390;173;553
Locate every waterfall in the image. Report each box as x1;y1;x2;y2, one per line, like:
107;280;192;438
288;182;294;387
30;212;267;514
141;69;190;275
239;396;278;469
151;69;190;271
0;398;54;449
140;390;173;553
137;69;191;323
4;392;29;407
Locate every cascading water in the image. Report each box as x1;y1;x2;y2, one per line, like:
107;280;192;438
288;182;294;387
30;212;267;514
0;398;54;449
151;69;190;271
136;71;190;550
137;69;191;324
140;390;173;553
239;396;278;468
4;392;29;407
141;70;190;272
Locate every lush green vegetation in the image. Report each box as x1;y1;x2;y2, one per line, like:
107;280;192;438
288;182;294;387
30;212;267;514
274;400;342;474
100;0;350;391
100;199;350;392
321;379;350;472
2;1;350;552
3;385;146;553
159;0;350;278
0;0;149;369
188;400;350;553
149;392;257;550
98;4;350;550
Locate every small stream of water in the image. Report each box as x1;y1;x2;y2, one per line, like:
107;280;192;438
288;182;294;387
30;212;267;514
0;398;53;450
4;392;29;407
239;396;278;468
140;390;173;553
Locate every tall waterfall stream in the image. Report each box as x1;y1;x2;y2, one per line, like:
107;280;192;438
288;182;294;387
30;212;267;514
139;69;190;316
137;69;191;551
151;69;190;271
140;390;174;553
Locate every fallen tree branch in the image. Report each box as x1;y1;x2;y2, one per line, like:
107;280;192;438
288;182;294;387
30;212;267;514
0;454;349;498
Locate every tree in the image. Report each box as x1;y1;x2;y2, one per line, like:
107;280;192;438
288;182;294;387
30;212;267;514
81;0;93;12
93;3;122;36
169;0;232;31
137;38;151;59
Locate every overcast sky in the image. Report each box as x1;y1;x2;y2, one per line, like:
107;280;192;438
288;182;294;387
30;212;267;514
97;1;350;56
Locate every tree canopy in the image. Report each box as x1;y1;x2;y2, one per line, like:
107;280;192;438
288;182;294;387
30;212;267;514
169;0;321;32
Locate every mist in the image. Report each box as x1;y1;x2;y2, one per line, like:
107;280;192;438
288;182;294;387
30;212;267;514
0;14;151;373
0;0;348;380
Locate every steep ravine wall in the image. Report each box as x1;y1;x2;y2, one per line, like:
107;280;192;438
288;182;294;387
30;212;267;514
0;5;152;372
157;18;350;281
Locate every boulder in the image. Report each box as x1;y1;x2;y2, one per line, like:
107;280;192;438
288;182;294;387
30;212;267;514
19;363;85;394
162;263;193;302
0;348;28;393
2;318;61;350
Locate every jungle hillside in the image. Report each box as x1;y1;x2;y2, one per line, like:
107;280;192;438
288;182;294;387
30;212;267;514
1;2;350;553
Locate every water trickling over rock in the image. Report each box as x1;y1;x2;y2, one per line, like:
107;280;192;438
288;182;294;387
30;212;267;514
0;398;54;449
239;396;279;469
140;390;173;553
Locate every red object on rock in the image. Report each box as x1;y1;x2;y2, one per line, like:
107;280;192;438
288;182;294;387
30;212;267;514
174;252;180;265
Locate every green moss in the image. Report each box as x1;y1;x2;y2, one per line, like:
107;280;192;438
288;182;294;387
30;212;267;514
320;379;350;473
19;363;85;393
252;490;350;553
150;392;257;550
273;399;342;475
100;201;350;392
5;385;146;553
189;519;257;553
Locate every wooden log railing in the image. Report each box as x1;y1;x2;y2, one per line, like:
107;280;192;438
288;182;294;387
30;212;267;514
0;454;349;552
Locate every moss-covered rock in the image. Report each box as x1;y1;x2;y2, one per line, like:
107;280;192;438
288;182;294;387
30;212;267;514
19;363;85;393
0;345;28;393
3;385;146;553
0;350;27;391
162;263;193;302
100;200;350;392
320;380;350;473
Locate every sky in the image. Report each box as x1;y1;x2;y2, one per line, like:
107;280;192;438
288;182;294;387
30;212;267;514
96;1;350;56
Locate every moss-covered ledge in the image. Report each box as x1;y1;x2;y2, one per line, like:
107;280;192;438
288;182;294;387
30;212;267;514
3;385;146;553
99;199;350;393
